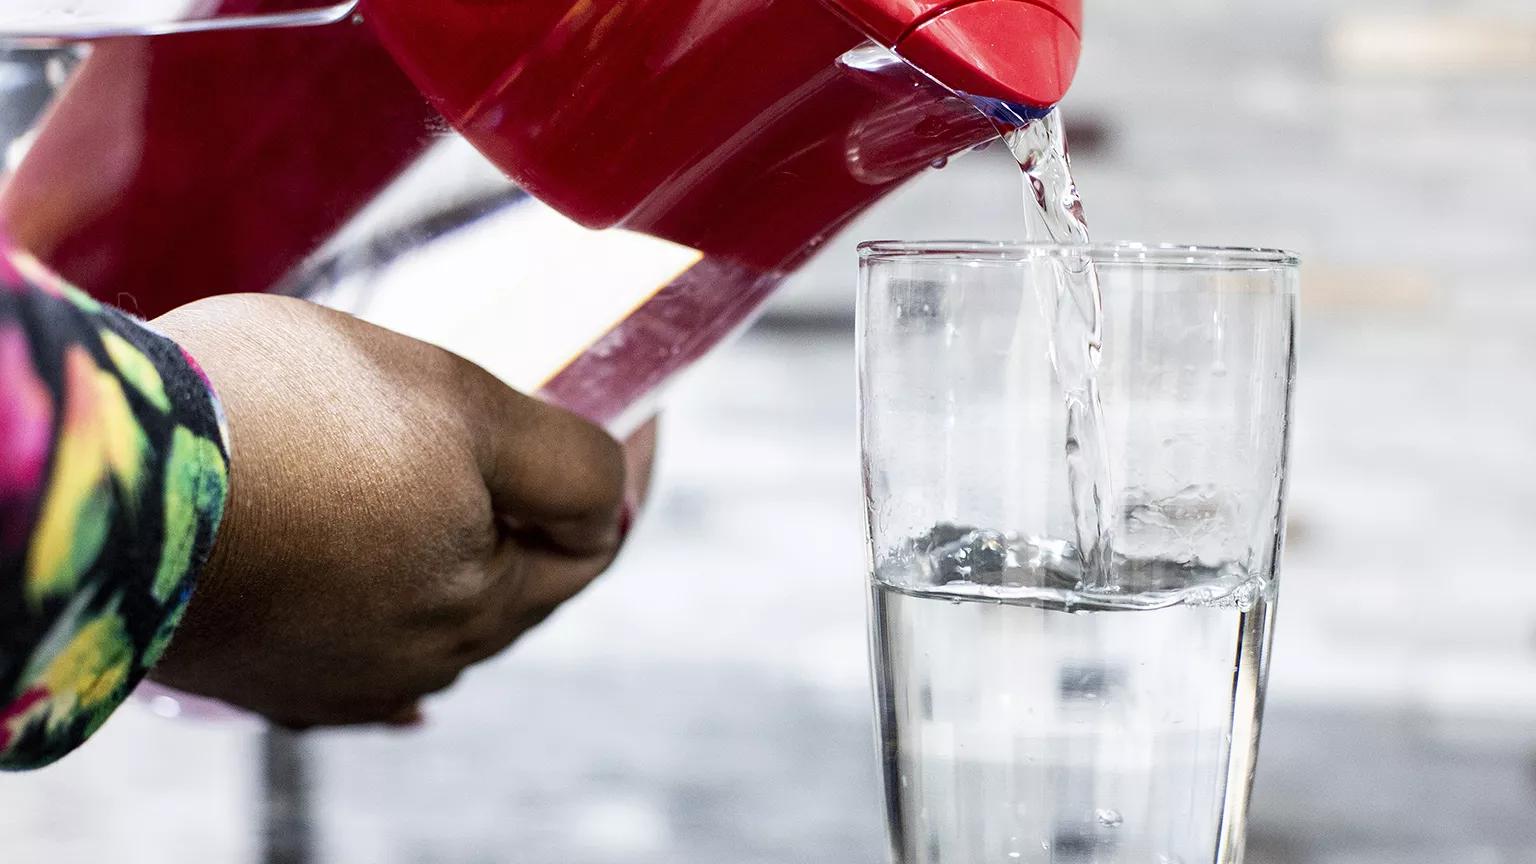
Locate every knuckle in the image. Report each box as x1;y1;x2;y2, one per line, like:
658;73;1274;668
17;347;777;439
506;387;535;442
561;422;626;511
408;568;497;630
456;354;535;435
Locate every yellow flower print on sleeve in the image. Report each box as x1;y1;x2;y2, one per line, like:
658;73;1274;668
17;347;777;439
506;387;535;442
2;247;233;769
37;608;133;715
4;589;136;757
99;329;171;413
25;347;149;605
153;426;229;602
20;609;136;750
94;365;148;500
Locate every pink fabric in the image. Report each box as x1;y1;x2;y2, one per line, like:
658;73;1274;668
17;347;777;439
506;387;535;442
0;688;48;752
0;324;54;553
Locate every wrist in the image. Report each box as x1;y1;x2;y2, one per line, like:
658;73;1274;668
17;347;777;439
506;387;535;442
141;306;242;675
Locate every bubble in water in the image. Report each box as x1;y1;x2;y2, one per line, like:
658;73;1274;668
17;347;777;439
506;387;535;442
1095;808;1123;828
1185;566;1266;611
919;522;973;549
926;528;1011;585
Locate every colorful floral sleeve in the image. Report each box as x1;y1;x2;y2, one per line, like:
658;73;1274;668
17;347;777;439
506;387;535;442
0;243;229;770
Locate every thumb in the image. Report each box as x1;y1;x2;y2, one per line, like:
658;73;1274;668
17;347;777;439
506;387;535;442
459;362;626;556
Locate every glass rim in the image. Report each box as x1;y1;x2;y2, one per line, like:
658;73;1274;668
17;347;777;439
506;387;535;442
0;2;357;40
857;240;1300;269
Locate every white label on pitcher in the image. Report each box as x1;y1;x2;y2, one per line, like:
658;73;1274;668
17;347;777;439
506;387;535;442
337;197;704;394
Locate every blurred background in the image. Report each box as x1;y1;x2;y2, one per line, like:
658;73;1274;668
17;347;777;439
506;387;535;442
3;0;1536;862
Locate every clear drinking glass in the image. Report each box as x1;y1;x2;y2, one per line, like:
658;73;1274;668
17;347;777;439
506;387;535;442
859;242;1298;864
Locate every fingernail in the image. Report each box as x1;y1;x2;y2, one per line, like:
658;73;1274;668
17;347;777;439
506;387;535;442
619;498;636;542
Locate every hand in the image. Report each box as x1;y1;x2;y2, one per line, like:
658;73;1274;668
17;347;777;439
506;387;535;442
148;294;637;728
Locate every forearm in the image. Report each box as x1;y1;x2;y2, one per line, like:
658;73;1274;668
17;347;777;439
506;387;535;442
0;241;229;770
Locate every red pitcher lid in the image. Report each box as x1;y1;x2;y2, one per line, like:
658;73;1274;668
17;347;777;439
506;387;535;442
834;0;1082;107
